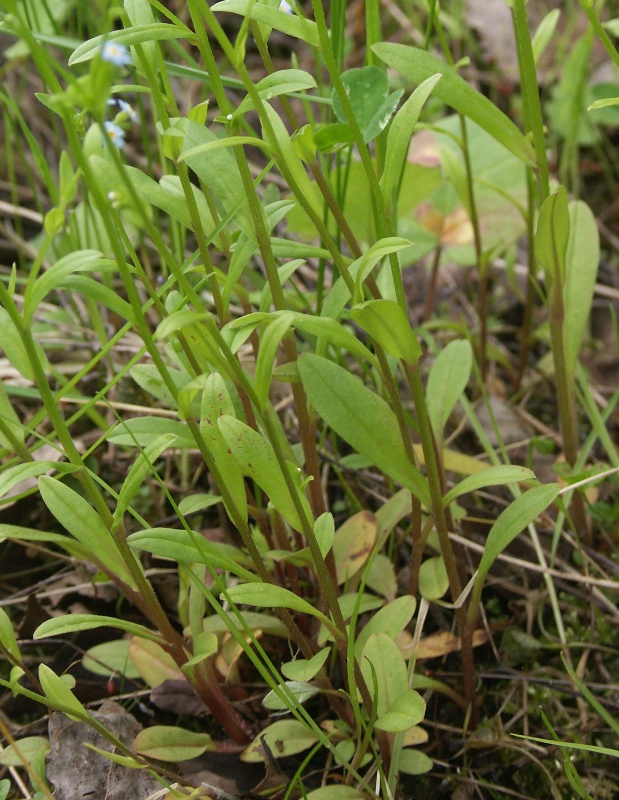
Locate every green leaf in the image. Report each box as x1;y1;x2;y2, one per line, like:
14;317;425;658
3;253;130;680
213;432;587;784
199;374;248;523
426;339;473;439
313;513;335;558
332;66;403;143
298;354;430;507
241;719;318;763
124;0;158;76
474;484;561;593
211;1;320;47
34;614;164;643
23;250;103;324
0;606;20;661
127;528;256;582
535;186;570;287
218;415;312;531
372;43;536;165
288;312;378;366
262;680;320;710
282;648;330;681
306;788;368;800
354;595;416;661
0;381;24;450
226;583;330;626
113;434;177;527
38;665;87;721
61;275;137;325
532;9;560;65
0;306;47;381
254;312;294;409
360;633;408;717
177;493;222;515
332;511;378;584
108;417;194;448
134;726;215;762
397;748;433;775
128;638;183;688
442;465;535;507
69;24;190;65
0;779;8;800
375;688;426;732
418;555;449;600
380;73;442;202
0;462;78;501
236;69;317;116
82;640;141;679
0;737;50;766
351;299;421;363
563;200;599;382
38;476;138;588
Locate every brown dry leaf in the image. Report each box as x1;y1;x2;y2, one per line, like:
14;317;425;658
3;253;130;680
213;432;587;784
150;679;210;718
414;629;489;661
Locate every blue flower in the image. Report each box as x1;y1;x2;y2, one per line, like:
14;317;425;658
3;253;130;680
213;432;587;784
104;121;126;148
279;1;293;13
101;41;132;67
107;98;138;122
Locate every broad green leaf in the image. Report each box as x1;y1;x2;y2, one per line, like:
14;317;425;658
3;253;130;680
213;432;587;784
0;524;89;561
282;648;330;681
332;66;403;143
372;43;536;165
200;374;247;522
442;465;535;507
375;688;426;732
426;339;473;439
306;788;368;800
69;24;190;65
397;748;433;775
179;135;270;161
39;665;87;721
235;69;317;116
82;639;140;679
360;633;408;717
262;680;320;710
38;476;138;588
0;462;77;501
262;102;323;218
0;381;24;450
532;9;560;65
218;415;312;531
298;354;430;507
351;299;421;363
241;719;318;763
380;73;442;202
0;737;49;766
0;779;8;800
202;611;288;639
0;606;20;661
254;312;294;408
211;1;320;47
134;726;215;762
60;275;137;324
354;595;416;660
23;250;102;324
418;556;449;600
177;493;222;515
125;0;158;76
365;554;397;601
535;186;570;287
563;200;599;381
34;614;164;643
127;528;256;582
289;312;378;366
113;433;177;527
108;417;194;448
226;583;330;626
130;363;190;408
0;307;47;381
474;484;561;593
128;637;183;687
333;511;378;584
313;513;335;558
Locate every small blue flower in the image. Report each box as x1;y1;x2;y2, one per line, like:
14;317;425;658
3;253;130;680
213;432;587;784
101;41;132;67
279;0;293;13
104;121;126;148
107;98;138;122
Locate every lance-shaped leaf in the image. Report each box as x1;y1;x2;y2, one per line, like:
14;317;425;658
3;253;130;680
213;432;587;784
218;416;312;530
535;186;569;288
298;354;430;507
372;43;536;165
426;339;473;439
351;299;421;363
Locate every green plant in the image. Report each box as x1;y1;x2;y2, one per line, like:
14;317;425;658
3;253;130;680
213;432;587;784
0;1;613;798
